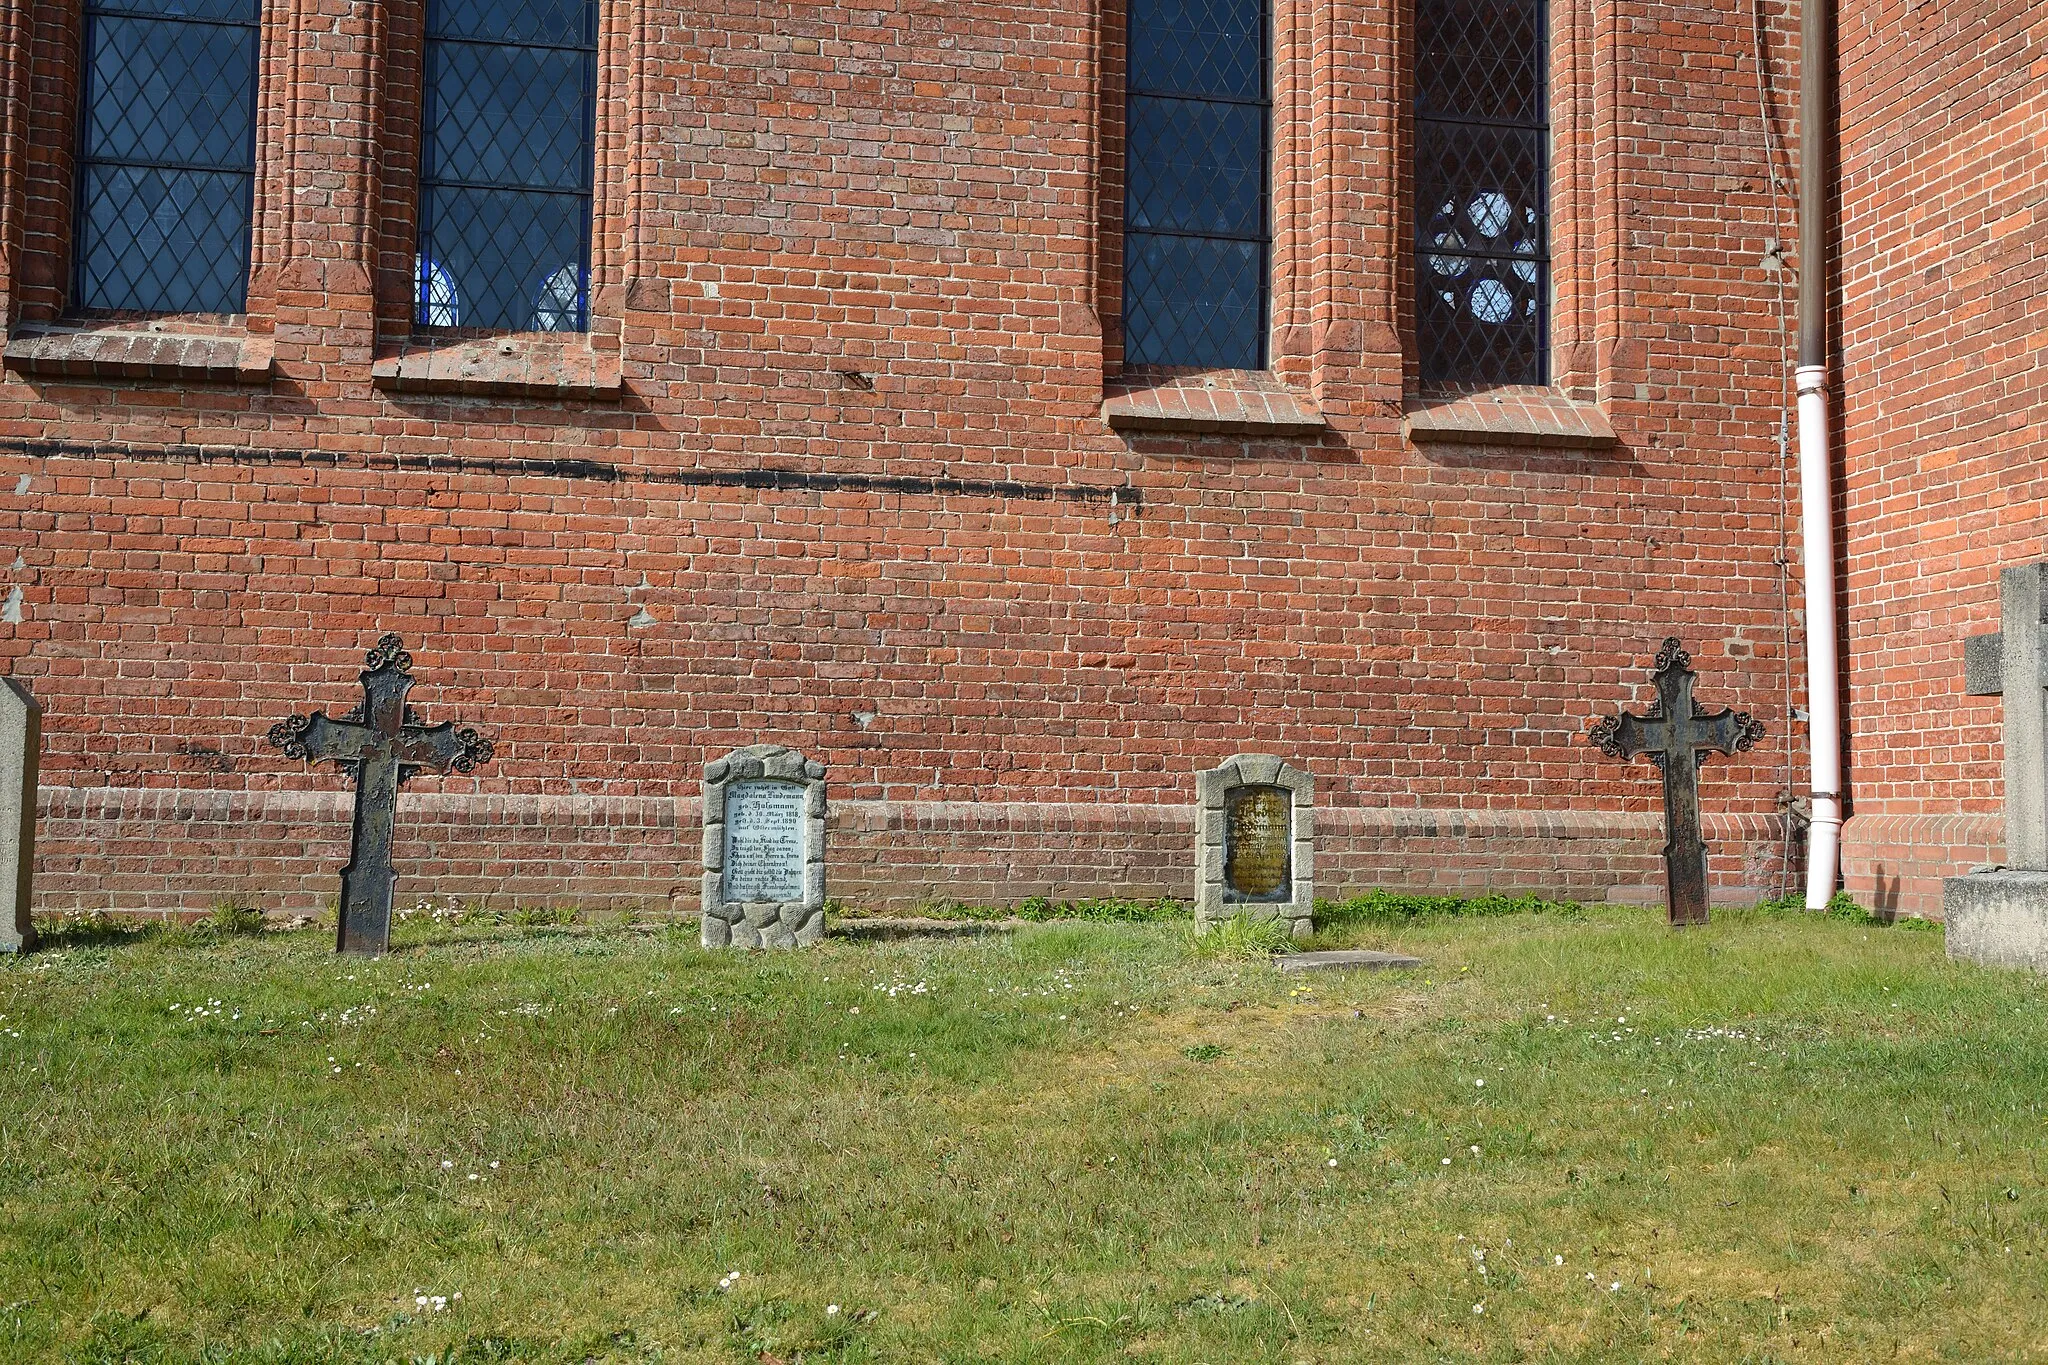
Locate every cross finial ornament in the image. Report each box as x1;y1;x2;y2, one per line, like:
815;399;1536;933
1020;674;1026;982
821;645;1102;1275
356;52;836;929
1590;638;1765;926
268;634;493;954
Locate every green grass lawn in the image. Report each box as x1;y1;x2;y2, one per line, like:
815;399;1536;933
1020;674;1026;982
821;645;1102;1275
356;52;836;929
3;905;2045;1363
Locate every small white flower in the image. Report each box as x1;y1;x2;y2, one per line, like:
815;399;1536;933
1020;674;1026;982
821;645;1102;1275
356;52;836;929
1554;1255;1565;1266
1442;1157;1452;1166
441;1160;453;1169
1609;1281;1622;1292
1471;1303;1484;1315
1469;1145;1479;1155
826;1304;841;1316
490;1160;500;1169
1474;1079;1484;1087
1326;1158;1338;1168
467;1173;478;1181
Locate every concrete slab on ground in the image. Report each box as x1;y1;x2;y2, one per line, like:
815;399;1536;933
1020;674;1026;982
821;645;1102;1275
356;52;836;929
1275;949;1422;973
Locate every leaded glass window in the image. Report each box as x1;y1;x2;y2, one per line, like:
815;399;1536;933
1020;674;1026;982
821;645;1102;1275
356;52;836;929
74;0;259;314
1415;0;1548;387
416;0;596;331
1123;0;1270;369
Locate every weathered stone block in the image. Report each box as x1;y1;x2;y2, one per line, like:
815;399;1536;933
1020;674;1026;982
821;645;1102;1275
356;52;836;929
0;679;39;954
1943;870;2048;973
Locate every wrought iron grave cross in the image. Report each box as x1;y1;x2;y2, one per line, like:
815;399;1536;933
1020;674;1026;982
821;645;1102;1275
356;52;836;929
1590;638;1765;927
268;634;493;954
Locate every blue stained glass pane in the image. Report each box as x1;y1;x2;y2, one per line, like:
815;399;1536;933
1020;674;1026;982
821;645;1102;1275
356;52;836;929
1124;234;1262;369
420;186;585;331
1126;95;1263;238
85;16;256;167
1129;0;1263;100
425;43;592;191
429;0;593;47
78;165;250;311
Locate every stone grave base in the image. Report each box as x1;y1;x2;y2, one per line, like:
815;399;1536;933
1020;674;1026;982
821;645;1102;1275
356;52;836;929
1942;870;2048;972
702;900;825;950
1275;949;1422;973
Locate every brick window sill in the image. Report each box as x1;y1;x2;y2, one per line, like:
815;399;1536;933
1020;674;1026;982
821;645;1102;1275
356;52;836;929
3;322;273;384
1103;369;1325;436
1402;387;1617;449
371;334;622;400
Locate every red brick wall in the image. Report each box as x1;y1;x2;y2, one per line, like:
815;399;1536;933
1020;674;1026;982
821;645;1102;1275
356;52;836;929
31;785;1790;918
1833;0;2048;916
0;0;1817;916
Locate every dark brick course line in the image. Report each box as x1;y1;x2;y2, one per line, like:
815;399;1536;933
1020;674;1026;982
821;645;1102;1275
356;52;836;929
10;439;1136;504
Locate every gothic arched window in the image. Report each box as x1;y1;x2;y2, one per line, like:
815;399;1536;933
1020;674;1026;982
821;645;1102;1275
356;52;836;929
1123;0;1271;370
73;0;259;313
1415;0;1548;387
416;0;596;332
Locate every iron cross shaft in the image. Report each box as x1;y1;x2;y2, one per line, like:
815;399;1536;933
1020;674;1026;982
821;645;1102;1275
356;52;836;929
269;634;493;954
1591;638;1765;927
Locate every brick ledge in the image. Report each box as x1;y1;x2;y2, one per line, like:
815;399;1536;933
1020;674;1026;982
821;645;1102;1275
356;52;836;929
1104;369;1324;436
1403;387;1617;449
4;324;273;384
372;334;622;400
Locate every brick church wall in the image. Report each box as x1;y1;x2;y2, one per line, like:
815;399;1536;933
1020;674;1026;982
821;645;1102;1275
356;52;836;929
1833;0;2048;917
0;0;1820;919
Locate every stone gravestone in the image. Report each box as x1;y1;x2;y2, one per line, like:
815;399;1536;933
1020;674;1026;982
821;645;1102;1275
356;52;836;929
1195;754;1314;940
701;744;826;948
1947;562;2048;970
1;679;40;954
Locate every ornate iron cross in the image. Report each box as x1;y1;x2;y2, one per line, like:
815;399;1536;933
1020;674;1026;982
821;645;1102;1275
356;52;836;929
1590;638;1765;927
268;634;493;955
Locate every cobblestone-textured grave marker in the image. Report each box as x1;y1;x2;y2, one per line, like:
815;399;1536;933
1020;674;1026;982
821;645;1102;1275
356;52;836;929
1590;638;1765;927
268;634;494;955
701;744;826;948
1195;754;1315;939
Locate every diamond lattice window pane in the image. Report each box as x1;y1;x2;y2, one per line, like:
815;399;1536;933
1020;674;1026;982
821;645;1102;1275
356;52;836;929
1414;123;1545;261
1125;233;1263;369
429;0;592;47
1414;0;1546;387
1416;0;1543;126
92;0;258;22
1127;96;1263;238
425;42;592;191
417;0;595;332
85;16;256;167
74;0;255;313
1418;255;1544;387
420;186;586;331
1129;0;1264;100
78;165;250;312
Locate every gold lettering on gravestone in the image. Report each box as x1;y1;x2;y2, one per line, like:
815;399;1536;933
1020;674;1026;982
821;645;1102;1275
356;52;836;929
1224;785;1290;899
724;780;806;902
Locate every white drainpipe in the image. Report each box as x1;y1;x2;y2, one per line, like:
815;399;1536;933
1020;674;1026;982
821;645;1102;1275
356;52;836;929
1797;364;1841;909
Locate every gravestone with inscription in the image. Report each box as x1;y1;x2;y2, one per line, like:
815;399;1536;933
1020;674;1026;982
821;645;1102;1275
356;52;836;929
701;744;826;949
1195;754;1315;940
